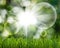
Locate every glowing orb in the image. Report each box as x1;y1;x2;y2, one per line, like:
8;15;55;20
8;2;57;38
17;10;37;27
32;2;57;38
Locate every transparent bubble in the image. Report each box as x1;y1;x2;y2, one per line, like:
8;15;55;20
32;2;57;39
7;2;57;39
32;2;57;29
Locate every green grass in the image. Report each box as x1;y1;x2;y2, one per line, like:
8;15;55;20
0;37;60;48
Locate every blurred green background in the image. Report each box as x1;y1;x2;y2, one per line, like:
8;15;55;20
0;0;60;48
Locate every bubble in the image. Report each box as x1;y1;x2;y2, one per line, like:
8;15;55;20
32;2;57;39
32;2;57;28
7;2;57;39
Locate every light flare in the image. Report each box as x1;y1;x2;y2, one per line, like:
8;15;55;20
15;10;37;36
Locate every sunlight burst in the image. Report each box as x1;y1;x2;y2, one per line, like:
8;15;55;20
17;10;37;27
10;2;57;38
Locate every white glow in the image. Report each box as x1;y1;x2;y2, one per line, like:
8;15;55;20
11;2;57;38
15;10;37;36
17;10;37;27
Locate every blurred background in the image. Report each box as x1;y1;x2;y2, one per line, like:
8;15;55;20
0;0;60;48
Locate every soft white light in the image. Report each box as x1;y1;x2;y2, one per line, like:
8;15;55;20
16;10;37;27
15;10;37;36
11;2;57;38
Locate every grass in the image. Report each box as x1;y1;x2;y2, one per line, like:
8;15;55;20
0;37;60;48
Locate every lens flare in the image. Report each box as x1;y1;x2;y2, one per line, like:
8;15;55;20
14;9;37;36
18;10;37;27
8;2;57;38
